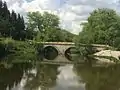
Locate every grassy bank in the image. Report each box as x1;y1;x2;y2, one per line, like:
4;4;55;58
0;38;37;63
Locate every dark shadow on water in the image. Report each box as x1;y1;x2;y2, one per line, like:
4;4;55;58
74;64;120;90
0;63;33;90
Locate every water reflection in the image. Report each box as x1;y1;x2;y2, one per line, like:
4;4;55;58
74;64;120;90
22;64;85;90
24;64;60;90
0;62;86;90
1;57;120;90
0;63;33;90
52;65;85;90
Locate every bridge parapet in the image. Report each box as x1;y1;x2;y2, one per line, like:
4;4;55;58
36;41;110;48
40;42;75;45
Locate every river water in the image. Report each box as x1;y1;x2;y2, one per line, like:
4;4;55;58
0;63;85;90
1;55;120;90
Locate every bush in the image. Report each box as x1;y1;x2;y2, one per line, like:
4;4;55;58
0;38;37;63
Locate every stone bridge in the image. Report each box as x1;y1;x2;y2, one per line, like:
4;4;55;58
37;42;111;62
42;42;75;54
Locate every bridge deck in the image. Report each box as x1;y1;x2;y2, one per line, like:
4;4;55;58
40;42;75;45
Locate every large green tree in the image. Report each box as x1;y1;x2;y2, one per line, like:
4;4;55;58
76;8;120;49
27;11;60;41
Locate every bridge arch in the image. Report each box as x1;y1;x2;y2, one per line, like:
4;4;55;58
43;46;59;60
43;44;76;61
64;47;76;61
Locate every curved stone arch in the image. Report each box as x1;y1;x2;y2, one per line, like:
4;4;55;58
43;45;61;55
43;45;60;60
64;46;76;61
63;45;75;54
44;45;60;54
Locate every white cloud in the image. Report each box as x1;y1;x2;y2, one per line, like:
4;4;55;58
3;0;120;34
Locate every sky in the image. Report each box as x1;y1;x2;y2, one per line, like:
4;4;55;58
3;0;120;34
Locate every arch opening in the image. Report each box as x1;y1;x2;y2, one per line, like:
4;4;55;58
64;47;76;61
43;46;58;60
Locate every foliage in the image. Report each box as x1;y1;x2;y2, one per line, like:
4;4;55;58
0;1;75;42
0;38;37;63
44;28;65;42
75;8;120;50
61;29;76;42
0;1;76;63
9;41;37;62
27;11;59;41
0;1;25;40
0;38;15;58
27;11;75;42
74;44;97;63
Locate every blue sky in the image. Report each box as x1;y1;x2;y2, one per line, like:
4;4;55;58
4;0;120;34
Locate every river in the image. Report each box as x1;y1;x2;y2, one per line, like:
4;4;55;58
1;54;120;90
9;64;85;90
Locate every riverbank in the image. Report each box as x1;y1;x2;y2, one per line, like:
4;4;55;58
93;50;120;64
0;38;37;62
0;38;120;65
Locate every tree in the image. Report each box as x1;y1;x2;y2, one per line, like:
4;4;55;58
75;8;120;49
0;1;26;40
12;14;25;40
44;28;65;42
0;1;10;37
26;11;60;41
61;29;76;42
27;12;43;33
42;12;59;29
2;1;10;19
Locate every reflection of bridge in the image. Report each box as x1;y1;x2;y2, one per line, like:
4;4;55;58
37;42;111;62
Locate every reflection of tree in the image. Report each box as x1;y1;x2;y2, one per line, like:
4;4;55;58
24;64;59;90
0;63;33;90
74;64;120;90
